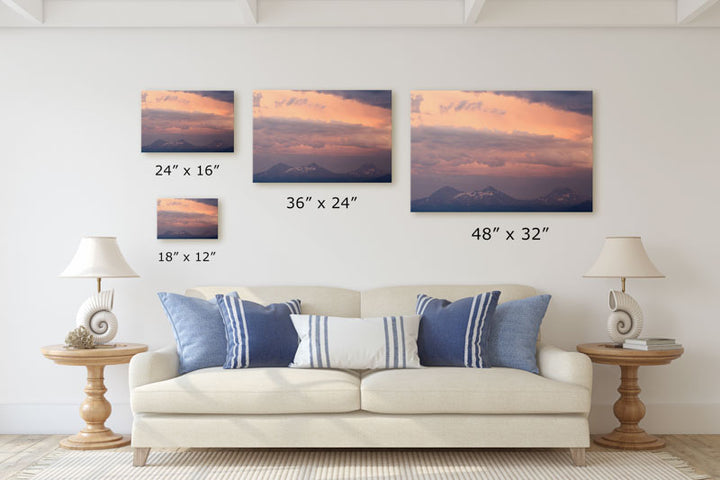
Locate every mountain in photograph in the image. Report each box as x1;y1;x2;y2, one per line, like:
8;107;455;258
142;138;233;153
254;162;391;183
157;228;218;240
411;186;591;212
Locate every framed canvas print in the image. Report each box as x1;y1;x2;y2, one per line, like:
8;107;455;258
157;198;219;239
142;90;234;152
253;90;392;183
411;90;593;212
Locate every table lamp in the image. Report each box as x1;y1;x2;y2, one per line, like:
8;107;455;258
583;236;664;344
60;236;139;345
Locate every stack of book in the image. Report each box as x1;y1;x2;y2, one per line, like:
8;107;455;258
623;338;682;350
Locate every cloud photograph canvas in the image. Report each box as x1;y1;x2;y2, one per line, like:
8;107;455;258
411;90;593;212
142;90;234;152
157;198;219;239
253;90;392;183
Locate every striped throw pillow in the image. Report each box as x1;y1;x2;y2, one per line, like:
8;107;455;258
216;295;301;368
289;314;421;369
416;291;501;368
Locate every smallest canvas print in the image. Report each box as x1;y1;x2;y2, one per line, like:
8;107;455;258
157;198;218;240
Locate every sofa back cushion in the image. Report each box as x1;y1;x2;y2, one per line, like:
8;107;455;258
186;286;361;317
361;285;536;317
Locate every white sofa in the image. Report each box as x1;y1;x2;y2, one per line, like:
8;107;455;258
129;285;592;467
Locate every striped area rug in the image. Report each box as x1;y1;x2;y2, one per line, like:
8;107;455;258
13;449;710;480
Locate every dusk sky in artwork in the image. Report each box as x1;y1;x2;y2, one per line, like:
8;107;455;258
253;90;392;174
411;91;593;199
142;91;234;151
157;198;218;239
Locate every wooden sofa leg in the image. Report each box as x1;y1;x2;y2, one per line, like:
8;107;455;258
570;448;586;466
133;447;150;467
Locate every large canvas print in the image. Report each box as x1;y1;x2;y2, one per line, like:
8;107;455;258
142;90;234;152
253;90;392;183
411;91;593;212
157;198;219;239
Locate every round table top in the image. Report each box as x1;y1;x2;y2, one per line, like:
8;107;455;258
41;343;148;366
577;342;683;366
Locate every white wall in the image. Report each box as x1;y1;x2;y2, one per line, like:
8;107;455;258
0;27;718;435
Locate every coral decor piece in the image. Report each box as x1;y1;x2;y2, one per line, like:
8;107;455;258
65;326;96;349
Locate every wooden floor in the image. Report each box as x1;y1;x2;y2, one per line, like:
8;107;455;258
0;434;718;479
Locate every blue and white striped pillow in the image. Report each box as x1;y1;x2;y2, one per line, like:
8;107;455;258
289;314;421;369
416;291;501;368
216;295;301;368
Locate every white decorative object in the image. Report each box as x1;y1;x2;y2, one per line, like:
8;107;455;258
76;290;118;344
61;236;138;345
584;236;664;344
606;290;643;343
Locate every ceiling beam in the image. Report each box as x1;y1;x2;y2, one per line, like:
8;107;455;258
31;0;260;27
464;0;487;24
257;0;461;26
1;0;43;24
237;0;257;24
476;0;676;26
677;0;720;23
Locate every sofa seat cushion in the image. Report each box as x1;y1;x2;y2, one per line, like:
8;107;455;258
132;367;360;414
360;367;590;414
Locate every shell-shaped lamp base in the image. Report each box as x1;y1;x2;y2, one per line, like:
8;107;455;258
606;290;644;343
76;290;118;344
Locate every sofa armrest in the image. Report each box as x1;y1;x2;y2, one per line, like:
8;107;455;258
129;345;179;390
536;343;593;392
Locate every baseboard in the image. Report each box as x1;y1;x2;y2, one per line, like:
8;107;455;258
0;403;133;434
2;403;719;435
589;403;720;434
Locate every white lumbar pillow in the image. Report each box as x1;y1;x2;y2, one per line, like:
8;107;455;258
290;314;421;369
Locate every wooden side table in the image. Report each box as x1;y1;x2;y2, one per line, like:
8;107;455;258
41;343;148;450
577;342;683;450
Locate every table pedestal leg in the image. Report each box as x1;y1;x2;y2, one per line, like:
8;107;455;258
60;365;129;450
594;365;665;450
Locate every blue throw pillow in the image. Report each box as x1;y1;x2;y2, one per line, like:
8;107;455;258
157;292;228;375
216;295;301;368
486;295;551;374
416;291;501;367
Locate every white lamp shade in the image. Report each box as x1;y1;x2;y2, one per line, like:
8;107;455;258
60;236;139;278
584;236;664;278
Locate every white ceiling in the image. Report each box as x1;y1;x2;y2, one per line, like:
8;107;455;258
1;0;719;27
